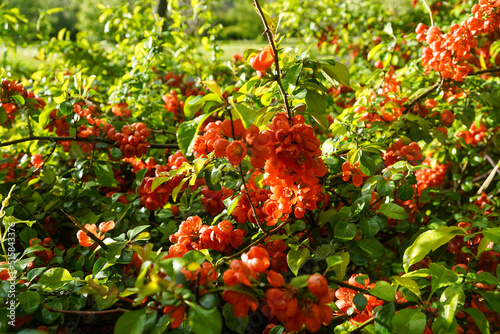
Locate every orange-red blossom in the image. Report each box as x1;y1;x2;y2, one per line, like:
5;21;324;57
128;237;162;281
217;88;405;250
248;46;275;77
77;221;115;247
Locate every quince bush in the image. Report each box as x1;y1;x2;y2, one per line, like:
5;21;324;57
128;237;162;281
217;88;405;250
0;0;500;333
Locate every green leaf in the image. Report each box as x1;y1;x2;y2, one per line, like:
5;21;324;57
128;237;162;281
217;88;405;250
403;226;463;272
202;80;224;100
326;251;350;279
188;304;222;334
478;291;500;313
151;176;171;192
184;95;205;118
127;225;150;240
433;285;464;332
287;247;310;276
359;237;385;258
231;102;256;129
182;250;206;264
39;268;73;290
114;309;147;334
290;275;309;288
40;168;56;184
222;304;248;333
377;179;395;196
309;112;329;130
0;108;8;124
430;263;459;296
95;162;114;187
483;227;500;245
353;293;367;311
369;281;395;301
391;276;421;299
464;308;490;334
334;221;357;241
397;182;415;201
222;193;242;215
392;308;426;334
374;302;395;334
359;216;382;238
11;94;25;105
3;216;36;228
359;154;377;176
306;90;326;114
18;291;40;314
377;203;409;220
318;60;350;87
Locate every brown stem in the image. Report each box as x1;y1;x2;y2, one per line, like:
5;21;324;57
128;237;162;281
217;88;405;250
0;135;178;149
238;164;265;232
468;67;500;76
350;316;375;333
41;301;125;315
327;278;368;293
61;210;108;250
404;76;444;111
253;0;292;121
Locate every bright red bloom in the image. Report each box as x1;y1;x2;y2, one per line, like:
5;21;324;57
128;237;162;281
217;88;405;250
31;154;44;168
226;140;247;166
163;305;186;328
248;46;275;73
241;246;270;274
223;290;259;318
98;220;115;233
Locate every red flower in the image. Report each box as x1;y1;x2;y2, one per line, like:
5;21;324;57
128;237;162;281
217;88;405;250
248;46;275;74
31;154;44;168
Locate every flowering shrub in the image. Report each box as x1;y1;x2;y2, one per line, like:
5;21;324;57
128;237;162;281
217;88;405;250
0;0;500;333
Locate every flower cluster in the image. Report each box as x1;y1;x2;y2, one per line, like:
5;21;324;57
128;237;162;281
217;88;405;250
201;186;234;216
223;246;284;317
162;90;184;117
111;102;131;118
383;138;423;167
105;122;151;158
167;216;245;257
262;113;327;225
415;157;450;193
264;273;335;332
416;0;500;80
137;151;201;211
456;121;487;146
1;80;45;125
342;162;367;187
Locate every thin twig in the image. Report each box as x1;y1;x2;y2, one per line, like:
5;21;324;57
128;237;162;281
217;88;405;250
404;76;444;111
477;158;499;195
41;301;125;315
350;316;375;333
238;164;265;232
253;0;292;121
327;278;368;293
0;135;178;149
421;0;434;26
468;67;500;76
61;210;108;250
13;101;34;138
